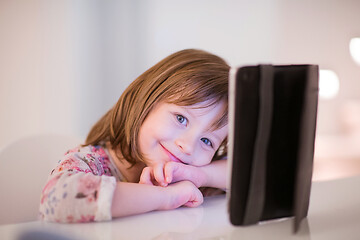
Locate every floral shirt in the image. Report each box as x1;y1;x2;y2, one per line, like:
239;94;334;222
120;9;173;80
39;145;123;223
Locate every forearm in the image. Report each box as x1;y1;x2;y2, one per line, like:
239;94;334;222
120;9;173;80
158;160;228;190
198;159;227;189
111;182;165;218
111;181;203;218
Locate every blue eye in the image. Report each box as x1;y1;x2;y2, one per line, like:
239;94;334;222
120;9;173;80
176;114;187;126
201;138;213;147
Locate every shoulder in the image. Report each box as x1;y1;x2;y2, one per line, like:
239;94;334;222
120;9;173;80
55;145;112;176
65;144;105;155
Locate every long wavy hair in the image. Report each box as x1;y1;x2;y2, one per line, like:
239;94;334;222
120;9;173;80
85;49;230;166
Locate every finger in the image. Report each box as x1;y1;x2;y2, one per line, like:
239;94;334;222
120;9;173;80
153;164;167;187
164;162;178;184
139;167;154;185
184;188;204;208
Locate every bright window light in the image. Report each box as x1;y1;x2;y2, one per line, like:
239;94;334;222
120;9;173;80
350;38;360;65
319;69;340;99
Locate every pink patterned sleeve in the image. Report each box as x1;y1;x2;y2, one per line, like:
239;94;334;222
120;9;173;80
39;146;117;223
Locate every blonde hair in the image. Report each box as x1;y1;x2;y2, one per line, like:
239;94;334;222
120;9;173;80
85;49;230;165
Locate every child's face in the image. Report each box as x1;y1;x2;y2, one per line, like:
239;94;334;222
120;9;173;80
138;101;228;168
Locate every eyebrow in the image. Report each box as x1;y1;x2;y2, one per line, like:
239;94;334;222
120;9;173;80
182;107;193;116
211;115;227;131
185;105;227;127
209;132;222;146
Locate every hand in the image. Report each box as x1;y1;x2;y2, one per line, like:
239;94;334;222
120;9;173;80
159;181;204;210
139;162;206;188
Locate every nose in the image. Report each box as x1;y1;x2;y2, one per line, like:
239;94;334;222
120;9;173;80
175;132;197;155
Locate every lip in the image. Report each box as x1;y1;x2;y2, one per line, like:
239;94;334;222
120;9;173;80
160;144;184;164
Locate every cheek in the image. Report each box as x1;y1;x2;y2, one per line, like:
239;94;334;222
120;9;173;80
138;123;155;151
137;131;147;154
195;151;215;166
139;122;168;148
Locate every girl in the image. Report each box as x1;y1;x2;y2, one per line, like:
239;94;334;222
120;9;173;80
39;49;230;223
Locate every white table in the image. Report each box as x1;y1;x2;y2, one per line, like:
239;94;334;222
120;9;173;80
1;176;360;240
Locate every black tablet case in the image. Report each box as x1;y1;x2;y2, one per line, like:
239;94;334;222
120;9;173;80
228;65;318;232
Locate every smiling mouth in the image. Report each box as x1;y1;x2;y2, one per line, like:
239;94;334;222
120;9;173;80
160;144;184;164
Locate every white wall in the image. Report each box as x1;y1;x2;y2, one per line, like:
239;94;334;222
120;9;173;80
1;0;360;150
139;0;360;136
0;0;103;147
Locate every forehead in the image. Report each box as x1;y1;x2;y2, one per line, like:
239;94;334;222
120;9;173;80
185;100;224;116
181;100;228;132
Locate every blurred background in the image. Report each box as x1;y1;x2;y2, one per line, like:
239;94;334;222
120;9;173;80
1;0;359;180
